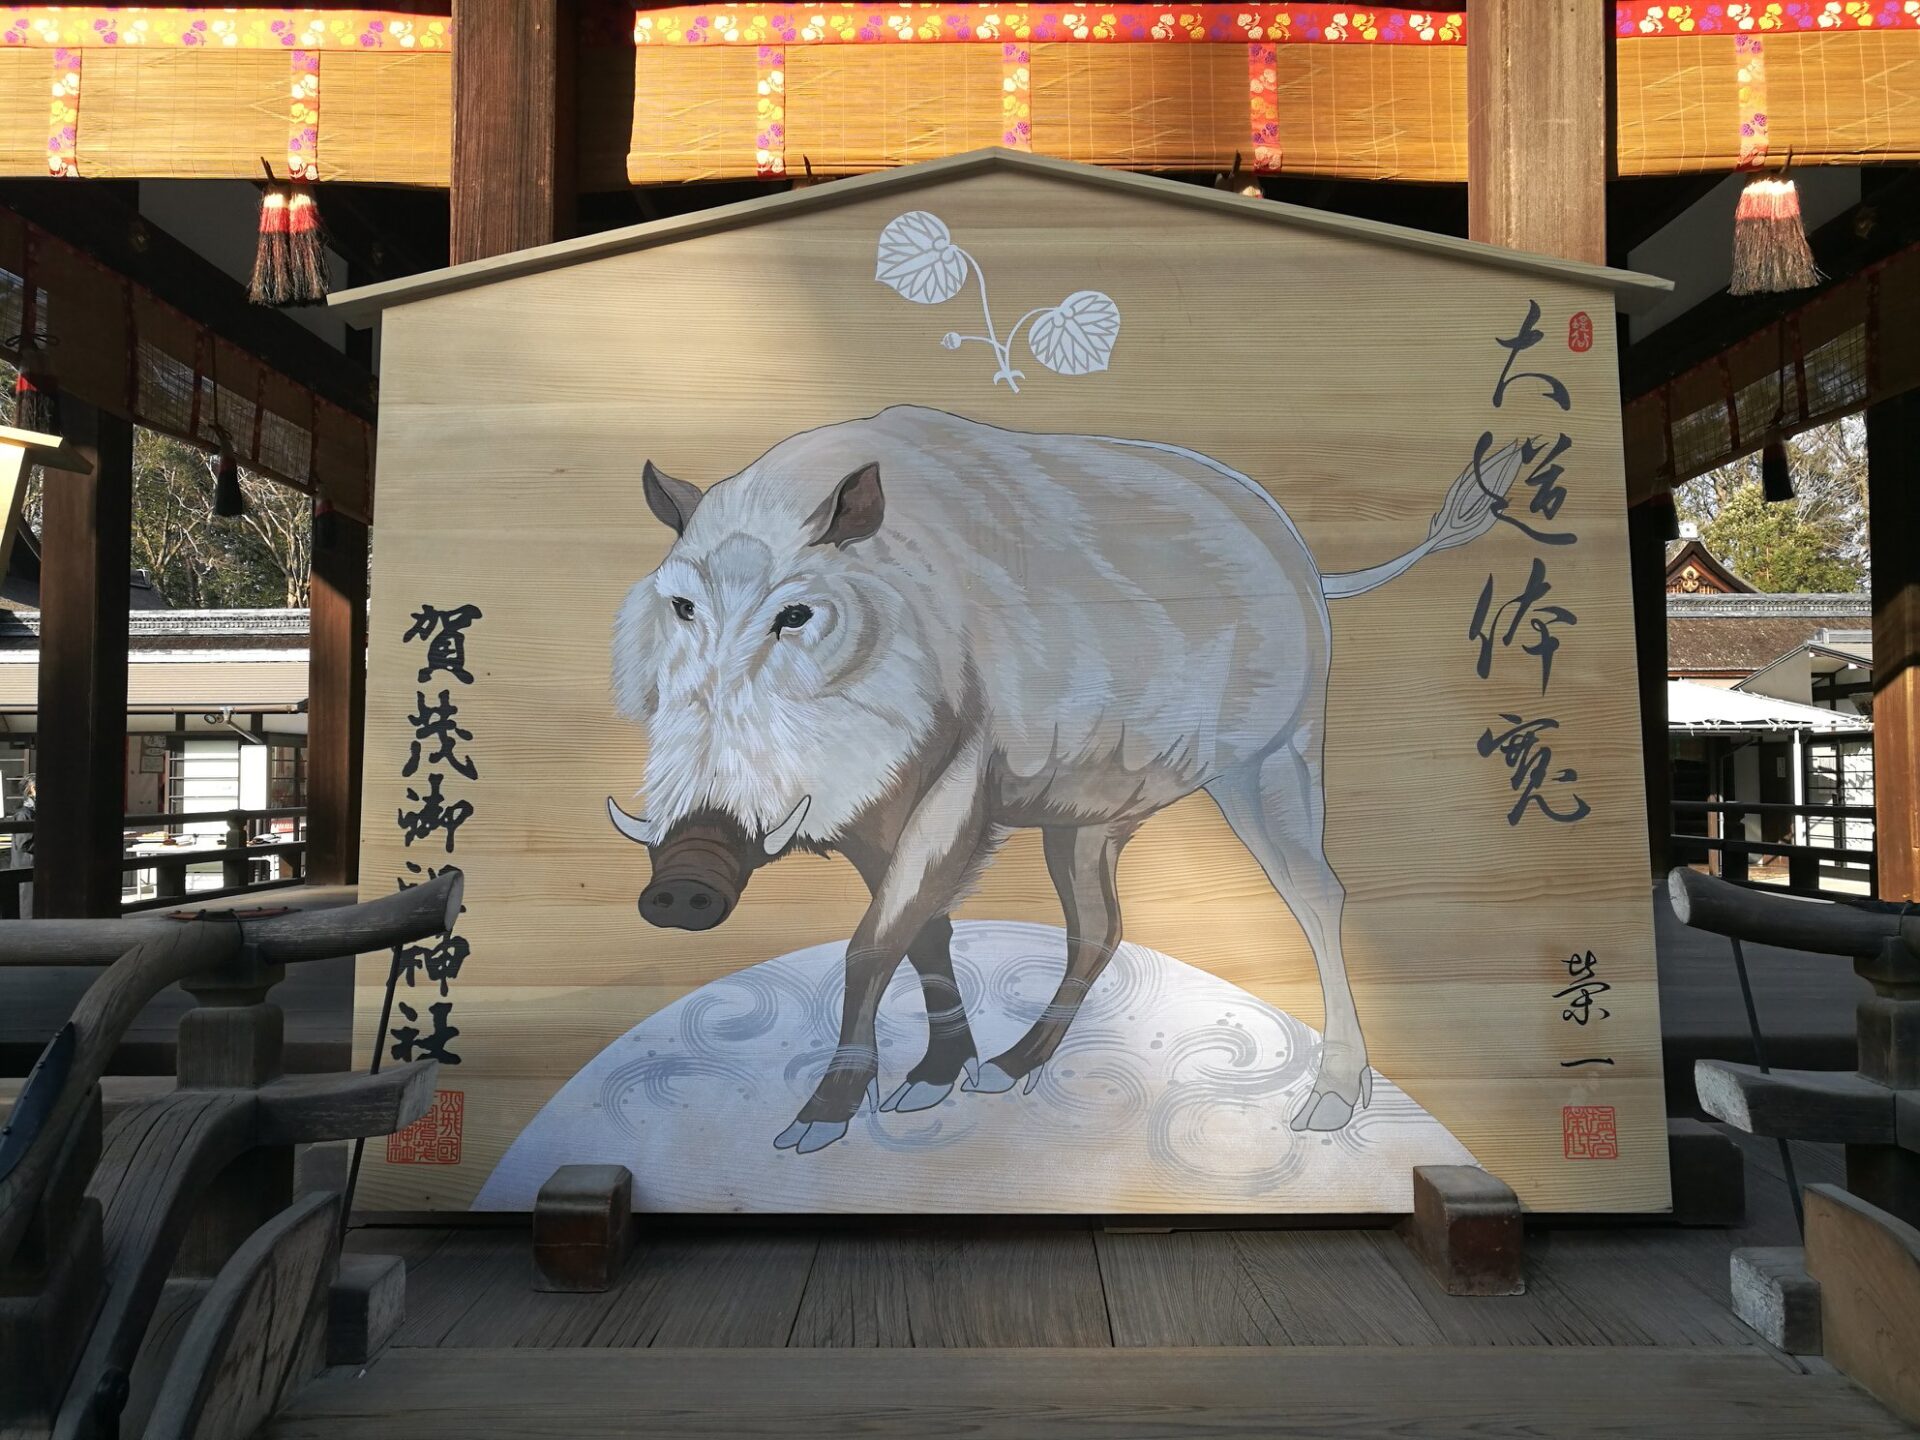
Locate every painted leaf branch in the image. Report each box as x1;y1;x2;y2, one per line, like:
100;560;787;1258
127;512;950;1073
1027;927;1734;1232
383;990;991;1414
875;211;1120;392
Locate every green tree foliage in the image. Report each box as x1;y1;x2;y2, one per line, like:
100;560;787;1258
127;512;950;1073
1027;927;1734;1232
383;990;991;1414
1675;418;1867;594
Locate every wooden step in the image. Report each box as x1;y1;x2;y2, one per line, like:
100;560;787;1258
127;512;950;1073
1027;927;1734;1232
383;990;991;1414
264;1345;1915;1439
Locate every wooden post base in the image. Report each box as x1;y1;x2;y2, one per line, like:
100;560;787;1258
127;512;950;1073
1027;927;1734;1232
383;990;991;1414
1398;1164;1525;1297
1730;1246;1822;1354
1805;1183;1920;1426
532;1164;633;1293
1667;1118;1746;1226
328;1253;406;1365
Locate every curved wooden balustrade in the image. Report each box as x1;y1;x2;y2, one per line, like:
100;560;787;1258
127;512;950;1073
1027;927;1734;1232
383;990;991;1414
1670;869;1920;1424
0;872;461;1440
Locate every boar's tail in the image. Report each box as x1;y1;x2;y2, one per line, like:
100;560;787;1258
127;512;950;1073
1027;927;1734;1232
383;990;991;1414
1319;439;1526;602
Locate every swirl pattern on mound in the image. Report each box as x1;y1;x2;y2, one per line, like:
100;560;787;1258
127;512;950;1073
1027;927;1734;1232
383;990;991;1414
477;921;1477;1213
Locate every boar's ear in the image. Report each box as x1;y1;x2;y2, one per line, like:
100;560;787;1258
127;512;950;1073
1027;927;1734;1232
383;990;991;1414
643;461;704;536
807;463;884;549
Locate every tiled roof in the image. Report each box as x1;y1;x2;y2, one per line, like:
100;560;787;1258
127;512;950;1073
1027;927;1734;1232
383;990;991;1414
1667;592;1869;674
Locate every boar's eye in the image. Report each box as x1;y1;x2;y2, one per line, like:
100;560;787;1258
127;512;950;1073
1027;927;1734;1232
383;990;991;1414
772;603;814;636
670;596;695;622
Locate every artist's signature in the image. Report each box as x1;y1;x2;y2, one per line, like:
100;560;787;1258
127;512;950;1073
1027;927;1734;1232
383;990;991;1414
1556;948;1613;1068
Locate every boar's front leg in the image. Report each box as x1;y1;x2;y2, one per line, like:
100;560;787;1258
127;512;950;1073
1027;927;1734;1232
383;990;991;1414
774;744;991;1155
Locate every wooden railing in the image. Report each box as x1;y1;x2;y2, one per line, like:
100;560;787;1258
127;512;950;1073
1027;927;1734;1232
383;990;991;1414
0;806;308;918
1670;798;1877;898
0;873;461;1437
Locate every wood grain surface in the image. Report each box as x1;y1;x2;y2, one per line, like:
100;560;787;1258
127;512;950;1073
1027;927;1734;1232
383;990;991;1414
351;159;1667;1214
265;1345;1913;1439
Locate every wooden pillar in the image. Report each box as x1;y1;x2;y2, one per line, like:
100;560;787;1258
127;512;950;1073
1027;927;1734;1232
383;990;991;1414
306;514;367;887
449;0;577;265
1867;391;1920;900
33;401;131;918
1466;0;1609;265
1629;502;1672;880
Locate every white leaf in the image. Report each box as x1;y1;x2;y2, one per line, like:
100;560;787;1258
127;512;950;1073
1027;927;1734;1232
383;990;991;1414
1027;291;1120;376
874;210;968;305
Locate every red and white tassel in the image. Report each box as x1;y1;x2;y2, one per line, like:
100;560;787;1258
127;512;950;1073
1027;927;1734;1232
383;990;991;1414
1730;177;1819;295
285;186;329;303
250;182;292;306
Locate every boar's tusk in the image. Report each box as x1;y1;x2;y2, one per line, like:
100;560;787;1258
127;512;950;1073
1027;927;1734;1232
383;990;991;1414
761;795;811;855
606;796;656;846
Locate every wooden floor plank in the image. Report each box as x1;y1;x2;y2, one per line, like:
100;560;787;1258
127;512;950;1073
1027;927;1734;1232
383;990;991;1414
890;1228;1111;1348
264;1346;1920;1439
1228;1229;1445;1345
1363;1231;1610;1346
785;1230;921;1347
439;1245;637;1349
387;1230;524;1347
1524;1231;1763;1349
1094;1231;1291;1346
586;1232;820;1348
790;1225;1111;1348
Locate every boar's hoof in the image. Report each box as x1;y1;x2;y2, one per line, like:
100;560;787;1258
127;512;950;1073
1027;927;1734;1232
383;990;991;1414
1290;1090;1355;1132
773;1119;848;1155
959;1060;1022;1095
879;1079;954;1114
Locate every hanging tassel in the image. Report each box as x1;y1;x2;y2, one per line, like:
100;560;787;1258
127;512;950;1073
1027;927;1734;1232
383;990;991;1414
6;332;59;433
789;156;820;191
285;185;329;303
1730;176;1820;295
1760;435;1794;503
312;493;337;549
250;178;292;306
213;447;246;519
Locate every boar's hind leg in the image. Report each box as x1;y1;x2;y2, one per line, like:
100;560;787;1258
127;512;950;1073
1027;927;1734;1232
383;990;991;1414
966;824;1127;1096
880;915;981;1114
1205;742;1371;1133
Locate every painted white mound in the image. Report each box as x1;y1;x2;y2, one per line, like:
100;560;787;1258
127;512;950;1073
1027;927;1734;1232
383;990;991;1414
476;921;1477;1213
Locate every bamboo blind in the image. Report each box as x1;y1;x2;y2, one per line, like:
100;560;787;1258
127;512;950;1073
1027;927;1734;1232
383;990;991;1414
75;49;289;180
1623;243;1920;504
786;43;1005;175
0;208;374;518
2;9;1920;185
0;50;46;177
313;50;451;184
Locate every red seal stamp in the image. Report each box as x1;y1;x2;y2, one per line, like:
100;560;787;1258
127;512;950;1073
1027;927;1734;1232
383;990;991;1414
1562;1103;1617;1160
1567;311;1594;353
386;1089;465;1164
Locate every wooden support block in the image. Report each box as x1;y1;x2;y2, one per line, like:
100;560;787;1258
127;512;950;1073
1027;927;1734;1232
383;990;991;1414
327;1253;406;1365
1731;1247;1822;1355
1804;1183;1920;1426
1695;1060;1898;1144
296;1140;351;1195
532;1164;633;1293
1666;1118;1746;1227
1398;1165;1524;1297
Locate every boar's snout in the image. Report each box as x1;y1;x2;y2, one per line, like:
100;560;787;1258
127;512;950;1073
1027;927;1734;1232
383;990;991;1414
638;810;758;932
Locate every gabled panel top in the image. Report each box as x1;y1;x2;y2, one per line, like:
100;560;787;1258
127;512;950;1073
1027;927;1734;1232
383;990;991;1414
331;150;1670;322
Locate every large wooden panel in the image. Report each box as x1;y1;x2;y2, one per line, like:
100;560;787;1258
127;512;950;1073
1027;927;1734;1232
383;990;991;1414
351;162;1665;1215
